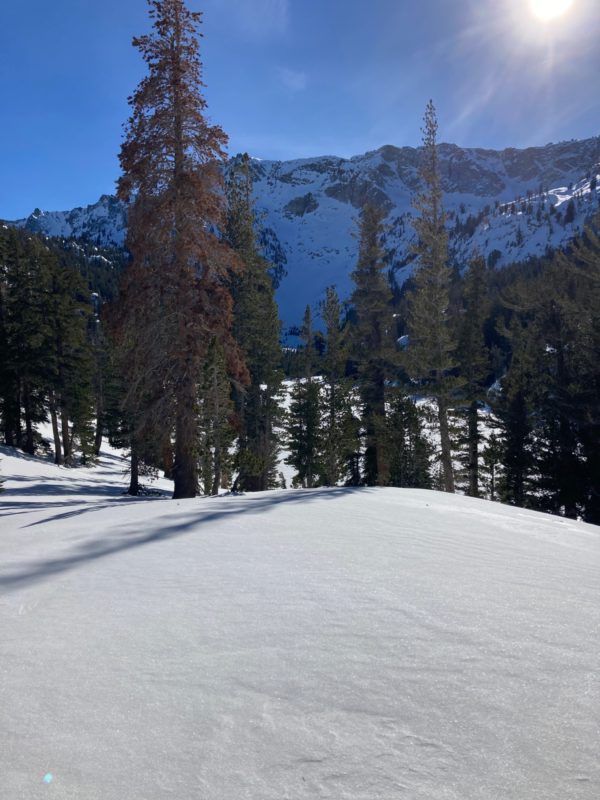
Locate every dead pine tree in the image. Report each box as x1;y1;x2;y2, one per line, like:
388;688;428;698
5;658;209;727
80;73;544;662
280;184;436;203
115;0;246;498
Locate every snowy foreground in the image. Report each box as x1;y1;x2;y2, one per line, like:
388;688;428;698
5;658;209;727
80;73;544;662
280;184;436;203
1;445;599;800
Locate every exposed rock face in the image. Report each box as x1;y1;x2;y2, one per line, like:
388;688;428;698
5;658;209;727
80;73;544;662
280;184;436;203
8;136;600;328
283;193;319;217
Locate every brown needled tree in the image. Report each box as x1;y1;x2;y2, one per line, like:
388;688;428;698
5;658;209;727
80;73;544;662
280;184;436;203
115;0;246;499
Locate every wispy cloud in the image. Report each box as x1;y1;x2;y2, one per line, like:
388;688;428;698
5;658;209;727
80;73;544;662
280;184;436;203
278;67;307;91
211;0;290;41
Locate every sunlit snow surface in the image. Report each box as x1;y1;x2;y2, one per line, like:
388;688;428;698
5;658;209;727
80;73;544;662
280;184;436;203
0;443;598;799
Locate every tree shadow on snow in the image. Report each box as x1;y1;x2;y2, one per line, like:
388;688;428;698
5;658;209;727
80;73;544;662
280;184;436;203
0;488;367;591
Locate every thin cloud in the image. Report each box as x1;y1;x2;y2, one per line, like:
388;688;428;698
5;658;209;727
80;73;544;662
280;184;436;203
278;67;308;91
212;0;290;41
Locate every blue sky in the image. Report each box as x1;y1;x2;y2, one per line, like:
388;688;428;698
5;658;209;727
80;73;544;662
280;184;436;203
1;0;598;218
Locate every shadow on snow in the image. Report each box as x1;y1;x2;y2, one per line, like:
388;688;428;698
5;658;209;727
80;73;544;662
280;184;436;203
0;488;367;592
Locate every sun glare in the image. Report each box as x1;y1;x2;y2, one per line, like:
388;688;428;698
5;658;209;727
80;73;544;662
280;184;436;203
530;0;574;21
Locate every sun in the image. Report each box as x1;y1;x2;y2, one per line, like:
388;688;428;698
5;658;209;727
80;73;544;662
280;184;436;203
530;0;574;21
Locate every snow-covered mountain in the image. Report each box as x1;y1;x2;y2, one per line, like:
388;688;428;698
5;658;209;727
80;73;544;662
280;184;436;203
12;194;127;249
9;135;600;328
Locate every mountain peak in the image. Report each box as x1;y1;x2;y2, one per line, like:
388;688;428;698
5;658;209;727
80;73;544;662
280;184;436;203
8;135;600;328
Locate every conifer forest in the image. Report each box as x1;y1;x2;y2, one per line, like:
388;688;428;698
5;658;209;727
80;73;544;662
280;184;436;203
2;0;599;522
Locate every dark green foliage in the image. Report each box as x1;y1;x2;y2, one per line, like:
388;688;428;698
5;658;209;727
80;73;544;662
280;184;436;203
481;431;503;502
227;154;283;492
46;252;96;464
0;227;96;464
456;255;491;497
317;287;360;486
349;204;396;486
286;307;322;488
198;338;236;496
387;394;432;488
406;101;458;492
0;229;50;453
486;219;600;520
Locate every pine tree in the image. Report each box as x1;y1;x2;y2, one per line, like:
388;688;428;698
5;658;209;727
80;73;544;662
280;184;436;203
387;394;432;488
456;254;490;497
318;287;357;486
100;327;152;496
115;0;246;499
349;204;396;486
481;431;502;502
227;154;283;492
0;231;52;454
494;315;539;508
0;227;22;447
0;229;96;464
406;101;457;493
198;337;235;496
558;218;600;521
286;306;321;488
46;255;96;465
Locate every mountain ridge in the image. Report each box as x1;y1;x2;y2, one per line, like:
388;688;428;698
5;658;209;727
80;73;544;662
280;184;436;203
7;134;600;328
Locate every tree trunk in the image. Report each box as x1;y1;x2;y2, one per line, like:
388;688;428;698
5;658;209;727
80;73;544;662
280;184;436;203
94;409;103;457
14;382;23;450
3;389;18;447
173;380;198;499
467;400;479;497
161;437;174;480
23;384;35;455
365;372;388;487
438;395;455;493
211;443;221;496
128;445;140;496
61;409;72;464
49;396;63;466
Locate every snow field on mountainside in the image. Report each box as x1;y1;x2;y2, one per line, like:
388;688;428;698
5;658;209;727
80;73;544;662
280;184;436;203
10;137;600;329
1;439;598;800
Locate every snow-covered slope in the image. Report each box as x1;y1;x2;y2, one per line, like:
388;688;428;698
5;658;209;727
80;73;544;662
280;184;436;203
11;194;127;248
7;136;600;327
1;444;598;799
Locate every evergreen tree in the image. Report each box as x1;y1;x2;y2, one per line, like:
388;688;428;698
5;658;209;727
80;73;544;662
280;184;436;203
456;254;490;497
227;154;283;492
198;337;235;496
45;254;96;465
115;0;246;499
286;306;321;488
493;315;539;508
318;287;358;486
349;204;396;486
406;100;457;492
0;228;96;464
481;431;502;502
387;394;432;488
559;219;600;521
0;230;51;454
100;326;152;496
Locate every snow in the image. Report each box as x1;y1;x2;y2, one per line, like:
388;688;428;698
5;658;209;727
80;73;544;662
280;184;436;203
1;441;598;799
7;135;600;330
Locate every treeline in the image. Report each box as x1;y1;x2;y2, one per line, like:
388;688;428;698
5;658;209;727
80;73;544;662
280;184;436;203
2;0;599;526
283;103;600;524
3;186;599;521
283;211;600;524
0;227;113;463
